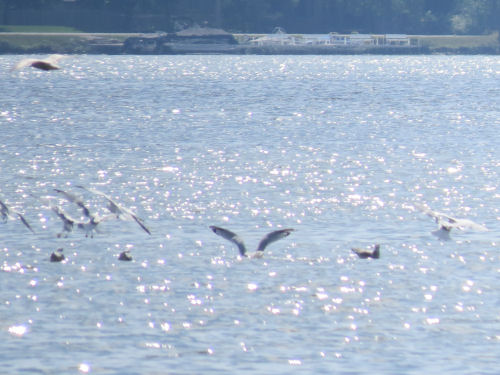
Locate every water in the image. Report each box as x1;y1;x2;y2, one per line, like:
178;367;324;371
1;54;499;374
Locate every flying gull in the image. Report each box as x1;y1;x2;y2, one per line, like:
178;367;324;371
54;188;92;218
0;198;34;233
417;204;487;240
209;226;294;258
351;244;380;259
51;205;113;238
76;186;151;235
12;54;65;71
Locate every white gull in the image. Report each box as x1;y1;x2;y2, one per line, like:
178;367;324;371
416;204;487;240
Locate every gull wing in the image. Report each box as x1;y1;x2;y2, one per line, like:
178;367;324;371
11;58;37;71
416;204;446;223
45;54;65;64
16;213;35;233
0;199;11;220
76;185;112;202
130;214;151;234
209;226;247;256
0;198;34;232
94;213;116;223
444;218;487;232
78;185;124;217
416;204;487;232
54;188;92;218
256;228;294;252
51;205;78;225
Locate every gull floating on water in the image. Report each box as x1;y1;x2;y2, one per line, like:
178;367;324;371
76;186;151;235
0;198;34;233
209;226;294;258
50;248;65;263
351;244;380;259
118;251;133;261
416;204;487;240
12;54;65;71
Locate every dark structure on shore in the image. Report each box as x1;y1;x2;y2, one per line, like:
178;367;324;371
123;27;238;54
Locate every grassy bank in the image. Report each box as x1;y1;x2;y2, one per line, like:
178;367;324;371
0;25;81;33
0;27;132;53
0;27;498;54
415;32;499;52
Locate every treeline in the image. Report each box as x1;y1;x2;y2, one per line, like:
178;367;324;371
1;0;500;35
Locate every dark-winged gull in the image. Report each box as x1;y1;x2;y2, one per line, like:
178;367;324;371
76;186;151;235
351;244;380;259
12;54;65;71
0;198;34;233
209;226;294;258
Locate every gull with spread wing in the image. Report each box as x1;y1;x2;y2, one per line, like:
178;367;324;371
12;54;65;71
416;204;487;240
209;226;294;258
51;205;113;238
54;188;92;219
76;186;151;235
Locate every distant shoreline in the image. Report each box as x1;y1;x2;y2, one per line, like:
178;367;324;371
0;32;498;55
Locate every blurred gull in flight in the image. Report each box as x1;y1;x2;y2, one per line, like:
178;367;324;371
209;226;294;258
12;54;65;71
54;188;92;218
416;204;487;240
0;198;34;233
51;205;113;238
76;186;151;235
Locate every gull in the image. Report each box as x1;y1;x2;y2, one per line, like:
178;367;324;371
54;188;92;218
51;206;75;237
50;248;65;263
351;244;380;259
118;251;133;261
51;205;113;238
76;186;151;235
0;198;34;233
12;54;65;71
209;226;294;258
416;204;487;239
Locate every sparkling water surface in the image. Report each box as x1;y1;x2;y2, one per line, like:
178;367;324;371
1;54;500;374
